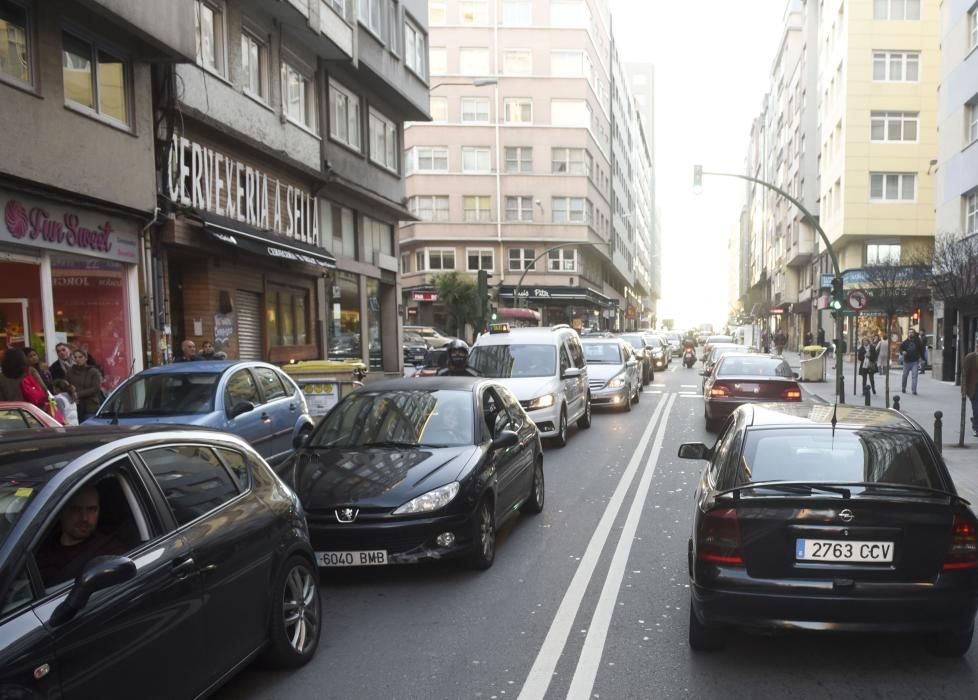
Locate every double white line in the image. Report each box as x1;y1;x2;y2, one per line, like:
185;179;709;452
518;392;677;700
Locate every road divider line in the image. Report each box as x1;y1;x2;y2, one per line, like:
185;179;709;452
517;394;671;700
565;393;677;700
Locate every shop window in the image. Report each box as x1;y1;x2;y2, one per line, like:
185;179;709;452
62;32;130;126
0;1;31;86
320;200;357;259
328;271;361;361
266;284;309;347
366;278;382;371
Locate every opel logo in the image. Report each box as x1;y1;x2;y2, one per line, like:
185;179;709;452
838;508;854;523
335;507;359;523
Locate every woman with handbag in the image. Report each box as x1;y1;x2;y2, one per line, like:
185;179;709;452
67;348;103;421
857;337;879;395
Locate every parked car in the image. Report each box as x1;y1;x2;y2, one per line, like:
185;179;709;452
619;333;654;385
403;331;429;367
680;403;978;656
87;361;314;467
582;337;641;411
403;325;455;349
0;401;63;429
643;333;672;371
468;324;591;447
286;377;544;570
0;427;320;698
702;354;801;431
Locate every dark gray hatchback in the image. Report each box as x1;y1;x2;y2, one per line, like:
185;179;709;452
679;403;978;656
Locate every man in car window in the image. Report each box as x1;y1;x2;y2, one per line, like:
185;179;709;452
36;485;126;587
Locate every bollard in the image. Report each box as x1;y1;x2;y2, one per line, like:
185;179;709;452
934;411;943;455
863;385;871;406
892;395;901;412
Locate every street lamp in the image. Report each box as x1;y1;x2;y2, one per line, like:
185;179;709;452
511;241;613;309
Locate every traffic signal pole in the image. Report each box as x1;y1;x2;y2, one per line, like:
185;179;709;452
695;167;846;403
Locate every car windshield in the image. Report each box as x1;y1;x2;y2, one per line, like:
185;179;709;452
468;344;557;378
583;342;623;364
100;373;220;417
717;356;793;377
620;335;644;349
734;428;945;490
312;389;474;448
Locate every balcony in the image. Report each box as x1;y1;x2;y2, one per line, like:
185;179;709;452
785;230;815;268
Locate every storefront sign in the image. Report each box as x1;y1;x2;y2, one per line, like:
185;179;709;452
214;313;235;349
1;192;139;263
412;292;438;302
167;135;318;243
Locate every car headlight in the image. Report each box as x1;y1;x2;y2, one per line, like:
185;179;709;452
527;393;555;410
393;482;460;515
607;374;626;388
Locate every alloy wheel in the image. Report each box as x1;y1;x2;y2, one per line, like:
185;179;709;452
479;501;495;560
282;564;319;655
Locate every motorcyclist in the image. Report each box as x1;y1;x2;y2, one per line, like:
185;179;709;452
437;339;479;377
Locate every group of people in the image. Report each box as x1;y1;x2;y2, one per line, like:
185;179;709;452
760;330;789;356
0;342;104;424
176;339;227;362
851;329;929;396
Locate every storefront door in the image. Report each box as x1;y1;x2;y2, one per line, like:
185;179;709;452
236;291;263;360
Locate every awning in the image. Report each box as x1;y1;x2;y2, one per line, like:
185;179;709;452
198;212;336;269
498;307;541;321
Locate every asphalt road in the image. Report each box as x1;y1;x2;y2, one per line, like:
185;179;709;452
219;359;978;700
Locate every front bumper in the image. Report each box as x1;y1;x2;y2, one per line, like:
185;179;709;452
523;402;560;436
591;385;630;407
652;355;668;370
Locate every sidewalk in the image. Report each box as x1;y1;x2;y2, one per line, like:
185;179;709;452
783;350;978;504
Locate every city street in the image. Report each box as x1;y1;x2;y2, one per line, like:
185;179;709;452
219;363;978;700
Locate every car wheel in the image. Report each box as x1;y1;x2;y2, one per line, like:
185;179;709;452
577;395;592;429
634;383;641;403
688;601;724;652
521;457;545;515
263;555;321;669
468;496;496;570
925;624;974;657
552;407;568;447
624;388;633;412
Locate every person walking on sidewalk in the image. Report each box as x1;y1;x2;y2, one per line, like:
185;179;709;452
774;330;787;356
964;350;978;439
900;329;925;395
858;337;879;395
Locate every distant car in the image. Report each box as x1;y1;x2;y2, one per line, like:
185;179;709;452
663;332;684;357
0;427;320;698
701;344;752;390
582;337;641;411
643;333;672;371
87;361;314;466
287;377;544;570
0;401;63;429
403;325;455;348
619;333;654;385
680;403;978;656
403;331;429;367
703;335;735;356
702;354;801;431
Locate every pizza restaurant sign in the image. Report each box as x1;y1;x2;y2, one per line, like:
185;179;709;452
167;135;318;243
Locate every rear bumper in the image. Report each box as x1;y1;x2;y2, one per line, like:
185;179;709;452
704;398;745;421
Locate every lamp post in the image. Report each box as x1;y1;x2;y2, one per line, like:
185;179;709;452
693;166;847;403
510;241;613;316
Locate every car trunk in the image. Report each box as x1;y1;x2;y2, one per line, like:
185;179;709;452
710;376;800;401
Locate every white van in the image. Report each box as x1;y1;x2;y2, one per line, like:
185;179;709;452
468;324;591;446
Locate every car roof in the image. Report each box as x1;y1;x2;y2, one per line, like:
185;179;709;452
130;360;265;375
581;336;625;343
474;326;574;345
353;376;493;393
745;403;918;431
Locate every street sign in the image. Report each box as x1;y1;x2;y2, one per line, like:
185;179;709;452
847;290;869;311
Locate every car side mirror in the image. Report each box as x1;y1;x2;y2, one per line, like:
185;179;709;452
50;555;136;627
228;401;255;419
793;372;800;380
490;430;519;450
562;367;582;379
293;431;311;450
678;442;711;461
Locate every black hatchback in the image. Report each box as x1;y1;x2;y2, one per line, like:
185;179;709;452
0;427;320;699
679;403;978;656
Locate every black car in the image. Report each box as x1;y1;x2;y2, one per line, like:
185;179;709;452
403;331;429;367
679;403;978;656
0;427;321;699
286;376;545;570
619;333;654;385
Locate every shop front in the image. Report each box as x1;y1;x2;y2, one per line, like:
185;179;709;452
498;285;618;331
0;189;142;391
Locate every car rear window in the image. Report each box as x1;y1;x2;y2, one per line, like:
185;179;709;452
583;342;623;363
717;356;793;377
733;428;944;489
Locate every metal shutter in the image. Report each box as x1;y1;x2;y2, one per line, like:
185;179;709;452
236;291;263;360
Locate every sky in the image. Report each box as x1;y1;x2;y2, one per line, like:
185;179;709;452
609;0;787;329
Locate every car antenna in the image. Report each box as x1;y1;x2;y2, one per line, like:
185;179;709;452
830;401;838;439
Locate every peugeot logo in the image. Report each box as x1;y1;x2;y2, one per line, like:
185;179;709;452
838;508;855;523
335;507;359;523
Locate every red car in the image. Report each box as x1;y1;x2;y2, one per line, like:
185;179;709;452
0;401;63;429
703;355;801;431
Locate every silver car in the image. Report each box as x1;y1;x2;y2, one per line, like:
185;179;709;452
582;338;641;411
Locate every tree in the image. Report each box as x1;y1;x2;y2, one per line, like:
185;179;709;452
432;272;479;340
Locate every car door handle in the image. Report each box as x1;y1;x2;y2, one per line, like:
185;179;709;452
260;412;272;423
171;557;197;580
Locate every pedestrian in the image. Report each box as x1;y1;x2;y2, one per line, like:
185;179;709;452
175;339;200;362
761;330;770;354
49;342;74;382
817;327;826;347
67;348;103;421
857;337;879;395
52;379;79;427
198;340;227;360
0;348;30;401
899;329;925;395
804;331;814;347
24;347;54;391
774;330;787;356
963;350;978;439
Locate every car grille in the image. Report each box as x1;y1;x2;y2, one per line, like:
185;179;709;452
589;380;606;390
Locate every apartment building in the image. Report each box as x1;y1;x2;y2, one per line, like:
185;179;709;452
399;0;655;332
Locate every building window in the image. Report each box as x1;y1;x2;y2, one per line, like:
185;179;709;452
550;0;588;27
502;49;532;75
551;147;590;175
428;0;445;25
282;61;317;132
462;147;491;172
548;248;577;272
551;99;590;127
400;253;411;273
502;0;531;26
504;146;532;173
461;96;490;122
869;172;916;201
429;46;447;75
363;215;393;259
407;146;449;172
552;197;586;223
194;1;225;76
62;33;130;126
966;191;978;235
409;195;449;221
459;47;489;75
358;0;383;36
463;195;491;221
872;51;919;81
429;95;447;122
870;111;918;142
459;0;489;25
329;79;361;150
467;248;494;271
508;247;536;271
551;50;590;78
404;18;425;77
320;200;357;258
873;0;920;20
504;98;533;124
971;8;978;51
968;102;978;145
505;196;533;222
241;31;267;100
328;271;361;361
267;284;310;347
866;243;901;265
369;108;398;171
416;248;455;271
323;0;346;16
0;1;30;86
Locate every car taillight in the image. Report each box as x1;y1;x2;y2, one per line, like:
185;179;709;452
709;385;730;397
782;387;802;400
697;507;744;566
943;514;978;570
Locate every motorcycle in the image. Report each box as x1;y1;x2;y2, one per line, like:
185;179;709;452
682;348;697;368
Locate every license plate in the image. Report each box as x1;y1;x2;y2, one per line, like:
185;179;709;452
735;383;760;393
795;539;894;563
316;550;388;567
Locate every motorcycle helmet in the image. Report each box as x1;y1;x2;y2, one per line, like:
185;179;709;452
446;339;469;369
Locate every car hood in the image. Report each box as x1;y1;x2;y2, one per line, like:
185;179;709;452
294;444;480;509
85;413;217;427
586;364;626;382
484;376;558;400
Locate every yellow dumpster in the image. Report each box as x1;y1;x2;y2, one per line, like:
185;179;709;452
282;359;366;419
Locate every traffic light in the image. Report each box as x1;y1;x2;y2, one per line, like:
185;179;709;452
829;276;844;312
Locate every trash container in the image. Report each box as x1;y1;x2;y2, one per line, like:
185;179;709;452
282;359;366;420
799;345;827;383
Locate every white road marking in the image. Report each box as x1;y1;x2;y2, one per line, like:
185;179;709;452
680;384;697;388
566;393;677;700
517;395;672;700
646;390;663;394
